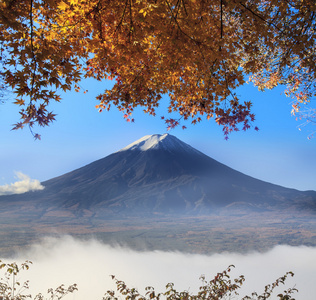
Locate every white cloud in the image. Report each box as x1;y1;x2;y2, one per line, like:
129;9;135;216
0;172;44;195
1;236;315;300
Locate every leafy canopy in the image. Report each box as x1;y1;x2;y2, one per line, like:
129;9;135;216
0;0;315;138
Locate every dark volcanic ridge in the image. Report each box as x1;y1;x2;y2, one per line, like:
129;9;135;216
1;134;316;219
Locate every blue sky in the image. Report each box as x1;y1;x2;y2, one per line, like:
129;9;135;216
0;78;315;191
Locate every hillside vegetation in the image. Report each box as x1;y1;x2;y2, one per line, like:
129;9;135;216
0;261;297;300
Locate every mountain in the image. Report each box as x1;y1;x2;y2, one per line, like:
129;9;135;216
1;134;316;218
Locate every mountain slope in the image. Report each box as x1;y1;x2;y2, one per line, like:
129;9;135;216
1;134;315;218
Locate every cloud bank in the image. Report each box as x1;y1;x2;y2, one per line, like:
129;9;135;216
2;236;315;300
0;172;44;195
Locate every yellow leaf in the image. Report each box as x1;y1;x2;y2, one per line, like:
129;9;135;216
139;8;147;17
58;1;68;10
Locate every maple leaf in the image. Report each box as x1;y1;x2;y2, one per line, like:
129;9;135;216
13;99;25;106
33;133;41;140
58;1;68;10
12;122;24;130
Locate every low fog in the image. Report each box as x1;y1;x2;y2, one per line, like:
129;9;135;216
0;172;44;195
1;236;315;300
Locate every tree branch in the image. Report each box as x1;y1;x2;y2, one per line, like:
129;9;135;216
220;0;223;39
238;1;281;32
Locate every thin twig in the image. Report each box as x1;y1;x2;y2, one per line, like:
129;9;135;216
238;1;281;31
220;0;223;39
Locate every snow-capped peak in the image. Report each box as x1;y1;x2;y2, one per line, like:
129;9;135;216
118;134;201;154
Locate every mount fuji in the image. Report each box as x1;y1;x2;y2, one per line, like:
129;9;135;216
1;133;315;219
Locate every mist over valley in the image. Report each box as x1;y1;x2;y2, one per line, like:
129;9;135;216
3;236;316;300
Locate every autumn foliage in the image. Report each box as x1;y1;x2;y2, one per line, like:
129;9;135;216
0;0;315;138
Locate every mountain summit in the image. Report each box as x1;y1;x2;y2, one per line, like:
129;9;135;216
0;134;315;217
118;134;200;154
